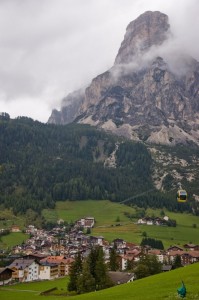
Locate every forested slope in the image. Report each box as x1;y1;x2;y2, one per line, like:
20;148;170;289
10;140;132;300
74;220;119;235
0;115;191;215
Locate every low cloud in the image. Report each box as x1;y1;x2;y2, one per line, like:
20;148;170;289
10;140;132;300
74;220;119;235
0;0;198;122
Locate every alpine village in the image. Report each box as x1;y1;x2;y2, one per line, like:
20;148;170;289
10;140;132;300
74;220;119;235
1;10;199;300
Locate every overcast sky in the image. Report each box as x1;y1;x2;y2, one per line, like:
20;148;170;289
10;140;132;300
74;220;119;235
0;0;198;122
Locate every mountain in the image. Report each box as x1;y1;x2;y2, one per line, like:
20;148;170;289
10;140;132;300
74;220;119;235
48;11;199;147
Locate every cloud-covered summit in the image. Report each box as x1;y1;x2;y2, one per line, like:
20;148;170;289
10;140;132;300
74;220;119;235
0;0;198;122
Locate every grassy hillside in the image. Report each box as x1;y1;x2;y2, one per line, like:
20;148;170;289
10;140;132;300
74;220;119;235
43;200;199;248
0;263;199;299
1;200;199;249
42;200;137;225
0;276;69;300
0;232;28;250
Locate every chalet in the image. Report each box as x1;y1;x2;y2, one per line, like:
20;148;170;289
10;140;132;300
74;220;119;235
40;256;74;276
12;245;23;254
137;218;153;225
116;250;142;271
76;217;95;229
11;225;21;233
59;258;74;276
108;271;135;285
90;236;104;246
0;268;13;285
137;218;146;225
148;249;164;263
23;253;48;262
183;244;199;251
146;219;153;225
76;232;90;246
167;246;184;252
162;265;172;272
181;252;193;265
8;259;39;282
125;249;142;261
125;242;139;250
166;250;185;263
113;238;126;249
39;262;59;280
183;251;199;264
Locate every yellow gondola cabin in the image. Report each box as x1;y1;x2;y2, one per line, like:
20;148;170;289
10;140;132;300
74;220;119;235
177;190;187;203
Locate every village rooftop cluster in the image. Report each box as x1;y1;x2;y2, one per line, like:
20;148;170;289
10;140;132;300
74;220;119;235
0;216;199;285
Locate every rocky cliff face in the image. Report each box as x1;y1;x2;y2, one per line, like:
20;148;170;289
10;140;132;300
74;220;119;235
48;11;199;146
114;11;170;64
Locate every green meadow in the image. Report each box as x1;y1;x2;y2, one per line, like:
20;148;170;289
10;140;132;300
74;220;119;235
42;200;135;225
0;232;28;250
0;262;199;299
43;200;199;248
1;200;199;250
0;276;69;300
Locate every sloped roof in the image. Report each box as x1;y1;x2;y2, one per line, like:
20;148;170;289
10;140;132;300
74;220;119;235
0;267;14;274
108;271;135;284
8;259;36;270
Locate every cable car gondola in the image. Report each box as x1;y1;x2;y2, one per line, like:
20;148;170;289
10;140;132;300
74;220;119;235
177;189;187;203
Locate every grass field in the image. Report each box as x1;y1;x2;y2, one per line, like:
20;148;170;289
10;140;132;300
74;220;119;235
0;262;199;299
0;232;28;250
1;200;199;250
42;200;136;225
0;276;69;300
43;200;199;248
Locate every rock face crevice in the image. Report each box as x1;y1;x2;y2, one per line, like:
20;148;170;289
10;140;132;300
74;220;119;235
48;11;199;146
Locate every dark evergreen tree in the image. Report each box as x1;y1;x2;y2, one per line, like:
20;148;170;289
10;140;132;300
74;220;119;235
125;259;134;271
68;246;113;294
109;248;119;271
94;246;112;290
173;255;182;269
76;261;95;294
140;237;164;250
68;252;82;292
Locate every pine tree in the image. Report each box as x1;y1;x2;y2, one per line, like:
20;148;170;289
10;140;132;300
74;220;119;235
76;261;95;294
126;258;134;271
87;246;99;279
94;246;112;290
173;254;182;269
109;248;119;271
68;252;82;292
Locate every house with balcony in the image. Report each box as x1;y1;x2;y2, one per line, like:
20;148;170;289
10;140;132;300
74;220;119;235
39;262;59;280
40;256;74;277
8;259;39;282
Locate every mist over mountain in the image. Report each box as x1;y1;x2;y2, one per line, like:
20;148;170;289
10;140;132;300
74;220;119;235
49;11;199;147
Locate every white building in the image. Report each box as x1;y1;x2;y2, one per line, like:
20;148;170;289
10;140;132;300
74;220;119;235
9;259;39;282
39;262;59;280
